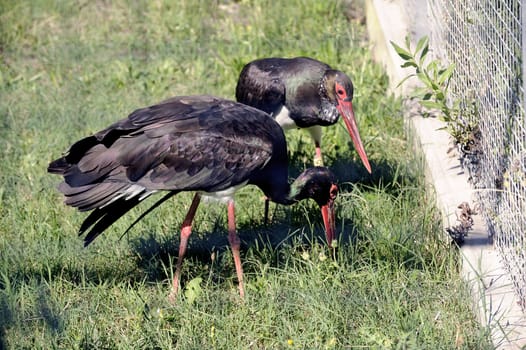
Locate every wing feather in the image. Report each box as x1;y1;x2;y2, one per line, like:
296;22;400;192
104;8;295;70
48;95;283;243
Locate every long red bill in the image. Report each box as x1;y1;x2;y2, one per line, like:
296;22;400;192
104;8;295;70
337;100;372;173
321;198;336;248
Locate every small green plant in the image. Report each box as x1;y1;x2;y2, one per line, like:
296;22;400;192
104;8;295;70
391;36;478;146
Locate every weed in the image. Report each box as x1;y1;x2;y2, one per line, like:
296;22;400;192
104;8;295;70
391;36;479;148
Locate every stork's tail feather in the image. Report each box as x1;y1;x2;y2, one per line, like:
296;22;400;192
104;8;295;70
52;180;160;245
80;197;142;246
81;190;179;246
119;191;178;240
48;143;173;245
48;157;70;174
56;180;145;212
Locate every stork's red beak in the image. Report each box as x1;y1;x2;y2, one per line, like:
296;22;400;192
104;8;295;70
321;200;336;247
320;183;338;248
337;100;372;173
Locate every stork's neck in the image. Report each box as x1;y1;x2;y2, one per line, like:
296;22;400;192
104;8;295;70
267;181;300;206
318;74;328;98
319;98;339;124
265;167;334;206
259;178;294;206
318;75;339;124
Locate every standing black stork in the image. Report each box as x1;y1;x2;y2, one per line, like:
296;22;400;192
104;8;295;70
48;95;338;300
236;56;371;172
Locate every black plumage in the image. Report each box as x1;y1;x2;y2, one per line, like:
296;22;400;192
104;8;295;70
236;56;371;172
48;95;338;299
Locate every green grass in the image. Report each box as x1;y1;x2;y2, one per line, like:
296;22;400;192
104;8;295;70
0;0;492;349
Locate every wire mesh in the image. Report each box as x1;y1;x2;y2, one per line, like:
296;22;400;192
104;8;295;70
427;0;526;311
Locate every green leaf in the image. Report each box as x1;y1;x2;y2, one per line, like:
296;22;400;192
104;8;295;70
419;44;429;64
184;277;203;304
438;63;455;84
415;36;429;55
404;35;412;50
422;92;433;100
427;61;439;79
395;74;416;88
412;86;429;97
416;71;433;89
390;41;413;60
401;61;418;68
419;100;444;110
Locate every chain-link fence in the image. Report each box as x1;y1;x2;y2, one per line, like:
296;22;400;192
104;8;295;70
427;0;526;311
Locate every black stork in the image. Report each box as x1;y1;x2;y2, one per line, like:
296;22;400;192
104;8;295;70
236;56;371;172
48;95;338;300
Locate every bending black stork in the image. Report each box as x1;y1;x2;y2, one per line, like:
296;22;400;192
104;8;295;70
236;56;371;172
48;95;338;300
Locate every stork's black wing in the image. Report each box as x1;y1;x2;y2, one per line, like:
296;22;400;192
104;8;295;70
235;57;331;125
236;59;286;116
48;95;284;244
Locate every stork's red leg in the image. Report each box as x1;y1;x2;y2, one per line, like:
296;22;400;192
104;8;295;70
314;140;324;166
169;193;201;302
227;199;245;298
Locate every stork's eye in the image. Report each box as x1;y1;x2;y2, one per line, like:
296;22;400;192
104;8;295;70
335;82;347;98
329;184;338;199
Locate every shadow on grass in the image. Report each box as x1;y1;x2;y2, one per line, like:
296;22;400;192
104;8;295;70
122;152;408;288
125;156;412;289
128;213;345;287
286;140;419;196
331;156;419;192
36;285;64;334
0;295;11;350
0;284;63;349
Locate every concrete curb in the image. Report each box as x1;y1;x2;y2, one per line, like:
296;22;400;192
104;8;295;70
365;0;526;348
